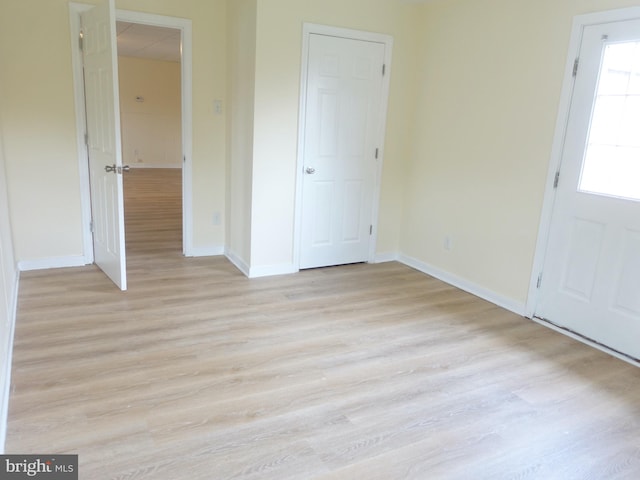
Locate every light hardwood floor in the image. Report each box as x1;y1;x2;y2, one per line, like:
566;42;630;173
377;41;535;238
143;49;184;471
6;169;640;479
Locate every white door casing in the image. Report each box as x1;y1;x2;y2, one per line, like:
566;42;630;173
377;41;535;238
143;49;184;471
69;4;194;264
297;27;391;269
81;0;127;290
115;9;194;257
534;15;640;361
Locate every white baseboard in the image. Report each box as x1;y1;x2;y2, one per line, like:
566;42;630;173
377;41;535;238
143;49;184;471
224;249;250;277
373;252;399;263
248;263;298;279
224;249;297;279
397;254;526;316
185;245;224;257
17;255;90;272
0;272;19;453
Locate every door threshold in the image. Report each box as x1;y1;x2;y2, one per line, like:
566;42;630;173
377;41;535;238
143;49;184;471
532;316;640;368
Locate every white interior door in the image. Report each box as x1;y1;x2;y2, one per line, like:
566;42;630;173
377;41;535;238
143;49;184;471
81;0;127;290
299;34;385;269
536;18;640;360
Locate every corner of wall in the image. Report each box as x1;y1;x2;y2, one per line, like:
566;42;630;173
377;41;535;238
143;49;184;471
0;272;19;454
225;247;251;277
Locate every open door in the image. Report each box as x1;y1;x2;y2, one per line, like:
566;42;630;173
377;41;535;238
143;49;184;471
80;0;127;290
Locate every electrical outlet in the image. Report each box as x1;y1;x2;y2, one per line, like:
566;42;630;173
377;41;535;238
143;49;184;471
444;235;453;251
212;212;221;226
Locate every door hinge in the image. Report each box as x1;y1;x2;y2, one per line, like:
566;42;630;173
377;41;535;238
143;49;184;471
183;155;186;163
553;171;560;189
89;220;94;234
79;31;84;51
382;64;386;76
84;132;89;146
537;273;542;289
572;58;579;77
370;225;373;235
375;148;379;159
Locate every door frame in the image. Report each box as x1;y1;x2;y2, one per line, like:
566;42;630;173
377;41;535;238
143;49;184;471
526;7;640;359
69;3;194;261
293;23;393;269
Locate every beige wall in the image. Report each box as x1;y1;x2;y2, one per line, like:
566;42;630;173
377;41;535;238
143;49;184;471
0;0;226;263
0;0;86;262
0;111;18;451
249;0;420;270
402;0;640;307
3;0;640;308
118;56;182;168
226;0;257;270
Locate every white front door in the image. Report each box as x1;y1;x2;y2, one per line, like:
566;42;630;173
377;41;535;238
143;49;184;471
299;34;386;269
81;0;127;290
536;18;640;360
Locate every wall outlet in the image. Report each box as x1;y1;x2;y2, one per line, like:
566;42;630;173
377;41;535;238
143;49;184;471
212;212;221;226
444;235;453;251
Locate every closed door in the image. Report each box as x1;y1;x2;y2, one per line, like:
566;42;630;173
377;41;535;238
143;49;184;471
81;0;127;290
536;19;640;360
299;34;386;269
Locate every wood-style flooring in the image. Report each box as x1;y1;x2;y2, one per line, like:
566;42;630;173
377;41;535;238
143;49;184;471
6;168;640;479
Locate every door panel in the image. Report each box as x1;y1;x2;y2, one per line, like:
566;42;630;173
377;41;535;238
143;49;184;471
300;34;385;269
536;19;640;359
81;0;127;290
613;229;640;316
560;218;604;302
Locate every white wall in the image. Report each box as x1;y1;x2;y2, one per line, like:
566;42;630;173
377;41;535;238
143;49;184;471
118;56;182;168
226;0;257;273
0;113;19;453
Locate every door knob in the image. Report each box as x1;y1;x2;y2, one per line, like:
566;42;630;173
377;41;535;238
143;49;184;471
105;164;116;173
305;167;316;174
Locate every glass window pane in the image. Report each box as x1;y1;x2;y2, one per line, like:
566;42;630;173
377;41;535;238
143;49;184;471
579;41;640;201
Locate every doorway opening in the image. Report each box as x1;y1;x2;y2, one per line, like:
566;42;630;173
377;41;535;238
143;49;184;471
69;4;194;286
116;22;183;259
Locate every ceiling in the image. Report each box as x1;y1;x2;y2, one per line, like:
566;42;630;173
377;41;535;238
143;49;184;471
116;22;181;62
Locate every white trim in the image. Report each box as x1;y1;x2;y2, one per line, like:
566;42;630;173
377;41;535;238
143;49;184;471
526;6;640;318
248;263;298;279
187;245;225;257
399;254;526;317
18;256;90;272
0;273;19;453
293;23;394;269
115;9;194;257
69;5;194;261
69;3;95;265
373;252;399;263
227;252;299;279
532;317;640;368
224;249;250;277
